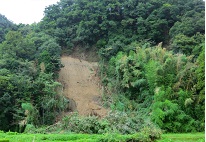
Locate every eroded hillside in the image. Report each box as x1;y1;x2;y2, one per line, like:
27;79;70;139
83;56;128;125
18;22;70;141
58;56;108;117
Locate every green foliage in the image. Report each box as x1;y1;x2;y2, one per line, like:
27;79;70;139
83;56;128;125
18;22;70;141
102;43;204;132
151;96;195;132
61;111;161;136
0;131;163;142
37;39;62;74
0;28;65;131
170;33;205;56
139;126;162;142
62;113;109;134
0;31;36;60
144;60;159;94
157;133;205;142
0;14;17;43
0;0;204;134
169;10;205;38
0;132;204;142
39;0;204;51
195;52;204;99
21;103;39;126
33;73;67;125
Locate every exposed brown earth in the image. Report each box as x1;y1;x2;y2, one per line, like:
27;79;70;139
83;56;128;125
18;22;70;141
58;56;108;117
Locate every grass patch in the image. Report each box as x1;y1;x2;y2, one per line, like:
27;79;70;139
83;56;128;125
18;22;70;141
0;131;148;142
0;131;204;142
157;133;205;142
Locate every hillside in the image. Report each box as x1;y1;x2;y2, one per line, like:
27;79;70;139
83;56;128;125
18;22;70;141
0;0;204;135
58;56;108;117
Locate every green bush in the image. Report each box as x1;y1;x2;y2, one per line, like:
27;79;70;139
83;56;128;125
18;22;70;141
61;111;161;137
139;127;162;142
62;113;109;134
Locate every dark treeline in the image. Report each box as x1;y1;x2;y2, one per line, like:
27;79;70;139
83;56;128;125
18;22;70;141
0;0;204;134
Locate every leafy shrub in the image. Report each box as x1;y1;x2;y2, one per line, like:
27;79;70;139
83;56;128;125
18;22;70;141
24;124;36;133
62;113;110;134
61;111;161;137
139;126;162;142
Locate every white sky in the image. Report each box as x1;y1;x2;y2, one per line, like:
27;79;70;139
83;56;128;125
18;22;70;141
0;0;60;24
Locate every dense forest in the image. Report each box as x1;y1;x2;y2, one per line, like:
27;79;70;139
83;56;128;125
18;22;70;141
0;0;204;138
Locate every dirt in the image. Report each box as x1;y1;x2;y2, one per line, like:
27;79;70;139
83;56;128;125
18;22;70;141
58;56;108;117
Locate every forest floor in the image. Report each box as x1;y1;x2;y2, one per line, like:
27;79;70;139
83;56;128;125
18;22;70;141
58;55;108;117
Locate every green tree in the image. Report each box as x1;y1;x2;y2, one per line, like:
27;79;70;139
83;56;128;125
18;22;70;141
0;14;17;43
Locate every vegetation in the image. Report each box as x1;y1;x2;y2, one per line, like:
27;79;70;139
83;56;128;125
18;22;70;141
32;112;161;135
0;27;67;132
0;0;204;141
0;131;204;142
40;0;204;54
0;14;17;43
101;45;204;132
157;133;205;142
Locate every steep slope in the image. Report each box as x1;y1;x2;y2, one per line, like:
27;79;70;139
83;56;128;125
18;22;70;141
58;56;108;117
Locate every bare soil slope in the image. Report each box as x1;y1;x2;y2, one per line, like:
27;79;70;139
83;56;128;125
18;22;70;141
59;56;108;117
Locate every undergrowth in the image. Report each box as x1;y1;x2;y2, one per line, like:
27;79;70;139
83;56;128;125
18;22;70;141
22;111;161;141
0;131;159;142
0;131;204;142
